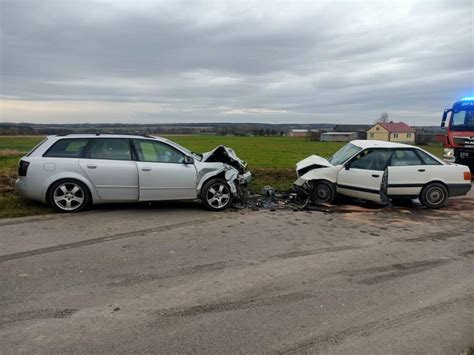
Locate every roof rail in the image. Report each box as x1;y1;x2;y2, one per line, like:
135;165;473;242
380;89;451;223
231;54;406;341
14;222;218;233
55;133;156;138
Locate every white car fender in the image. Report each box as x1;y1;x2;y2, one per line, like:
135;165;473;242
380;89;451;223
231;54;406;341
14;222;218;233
294;166;340;186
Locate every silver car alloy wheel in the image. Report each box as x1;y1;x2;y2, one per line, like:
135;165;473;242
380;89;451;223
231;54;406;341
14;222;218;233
53;182;85;211
206;183;231;209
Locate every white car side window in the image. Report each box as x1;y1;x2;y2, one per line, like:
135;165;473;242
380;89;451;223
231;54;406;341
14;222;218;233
390;150;422;166
350;149;391;171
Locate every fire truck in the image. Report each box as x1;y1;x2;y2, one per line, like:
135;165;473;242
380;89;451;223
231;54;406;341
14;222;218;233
441;97;474;171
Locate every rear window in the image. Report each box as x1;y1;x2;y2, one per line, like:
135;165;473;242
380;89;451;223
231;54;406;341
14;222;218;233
43;139;89;158
416;150;442;165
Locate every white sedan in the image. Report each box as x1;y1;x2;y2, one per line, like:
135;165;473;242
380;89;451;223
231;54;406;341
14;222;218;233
294;140;472;208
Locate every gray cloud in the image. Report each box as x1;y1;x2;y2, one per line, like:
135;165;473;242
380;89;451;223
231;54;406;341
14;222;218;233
1;0;473;124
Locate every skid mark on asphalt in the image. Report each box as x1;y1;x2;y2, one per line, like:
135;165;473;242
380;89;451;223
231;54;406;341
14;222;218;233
157;292;314;317
0;309;78;327
108;261;230;287
396;228;470;243
459;249;474;258
270;245;362;260
110;245;366;287
0;209;116;227
278;294;474;354
341;259;452;285
0;219;207;263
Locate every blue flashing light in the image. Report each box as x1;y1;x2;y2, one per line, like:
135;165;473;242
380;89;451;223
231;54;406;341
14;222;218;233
460;97;474;101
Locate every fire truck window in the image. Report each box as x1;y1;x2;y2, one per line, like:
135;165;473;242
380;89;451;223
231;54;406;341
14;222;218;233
452;110;470;127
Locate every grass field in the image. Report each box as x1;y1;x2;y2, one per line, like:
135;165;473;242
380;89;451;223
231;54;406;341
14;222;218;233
0;135;443;218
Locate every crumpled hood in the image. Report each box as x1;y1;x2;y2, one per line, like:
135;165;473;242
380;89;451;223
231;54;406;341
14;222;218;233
296;155;333;171
202;145;247;170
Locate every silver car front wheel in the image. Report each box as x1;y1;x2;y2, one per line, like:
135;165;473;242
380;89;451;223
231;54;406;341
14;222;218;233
202;179;233;211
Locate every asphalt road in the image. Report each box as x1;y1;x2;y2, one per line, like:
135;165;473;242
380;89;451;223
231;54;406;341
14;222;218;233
1;193;473;354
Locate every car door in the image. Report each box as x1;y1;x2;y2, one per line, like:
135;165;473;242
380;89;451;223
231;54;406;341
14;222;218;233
336;148;392;202
133;139;198;201
79;138;139;201
385;149;435;197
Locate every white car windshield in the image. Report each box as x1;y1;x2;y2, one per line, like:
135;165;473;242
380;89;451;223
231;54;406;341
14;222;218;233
328;143;362;165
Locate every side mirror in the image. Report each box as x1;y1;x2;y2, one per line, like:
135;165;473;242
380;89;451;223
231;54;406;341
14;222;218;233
344;163;351;170
441;109;451;128
184;156;194;164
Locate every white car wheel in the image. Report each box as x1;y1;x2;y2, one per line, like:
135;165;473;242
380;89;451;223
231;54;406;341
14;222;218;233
420;183;448;209
311;181;336;204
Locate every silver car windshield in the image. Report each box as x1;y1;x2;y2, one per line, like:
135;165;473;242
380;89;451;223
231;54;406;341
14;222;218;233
328;143;362;165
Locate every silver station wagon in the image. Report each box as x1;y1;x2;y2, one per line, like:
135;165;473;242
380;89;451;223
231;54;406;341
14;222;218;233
16;134;251;212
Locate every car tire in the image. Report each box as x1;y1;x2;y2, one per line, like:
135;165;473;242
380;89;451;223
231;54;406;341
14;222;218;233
311;180;336;204
48;179;91;213
419;182;448;209
201;179;233;211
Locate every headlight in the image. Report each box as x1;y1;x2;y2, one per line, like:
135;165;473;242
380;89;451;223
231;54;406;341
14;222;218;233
443;148;454;158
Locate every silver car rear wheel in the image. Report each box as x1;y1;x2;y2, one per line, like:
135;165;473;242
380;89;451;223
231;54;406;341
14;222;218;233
50;180;89;212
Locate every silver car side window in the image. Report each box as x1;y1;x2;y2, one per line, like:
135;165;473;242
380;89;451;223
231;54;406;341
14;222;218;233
88;139;132;161
134;140;185;164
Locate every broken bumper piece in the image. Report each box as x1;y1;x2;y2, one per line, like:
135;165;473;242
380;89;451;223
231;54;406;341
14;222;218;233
240;171;252;185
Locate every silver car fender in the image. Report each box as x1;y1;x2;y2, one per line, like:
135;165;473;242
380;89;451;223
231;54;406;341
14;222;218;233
196;166;240;196
42;171;101;204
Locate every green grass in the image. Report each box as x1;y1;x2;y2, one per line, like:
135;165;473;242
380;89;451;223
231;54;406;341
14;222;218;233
0;135;443;218
164;136;346;169
0;135;45;151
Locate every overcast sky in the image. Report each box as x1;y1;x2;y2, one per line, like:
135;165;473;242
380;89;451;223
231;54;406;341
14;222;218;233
1;0;473;125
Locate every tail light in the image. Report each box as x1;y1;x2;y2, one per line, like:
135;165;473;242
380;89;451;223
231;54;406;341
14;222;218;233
464;171;472;180
18;160;30;177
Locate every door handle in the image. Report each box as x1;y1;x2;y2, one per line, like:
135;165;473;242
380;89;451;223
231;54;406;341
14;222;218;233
86;164;97;169
141;167;152;172
371;174;380;178
418;169;426;172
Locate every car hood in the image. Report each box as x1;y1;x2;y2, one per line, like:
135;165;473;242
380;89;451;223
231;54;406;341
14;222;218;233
202;145;247;170
296;155;333;176
296;155;333;170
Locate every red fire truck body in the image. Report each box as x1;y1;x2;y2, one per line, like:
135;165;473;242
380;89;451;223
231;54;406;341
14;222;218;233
441;97;474;171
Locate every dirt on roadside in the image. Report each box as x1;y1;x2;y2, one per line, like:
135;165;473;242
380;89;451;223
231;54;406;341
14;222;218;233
0;173;16;196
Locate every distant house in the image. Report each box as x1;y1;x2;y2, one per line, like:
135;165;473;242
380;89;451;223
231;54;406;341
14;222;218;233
367;122;415;143
288;129;309;137
288;129;320;138
321;132;358;142
333;124;371;139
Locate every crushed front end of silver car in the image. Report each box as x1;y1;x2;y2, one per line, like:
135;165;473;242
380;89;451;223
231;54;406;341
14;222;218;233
199;145;252;203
